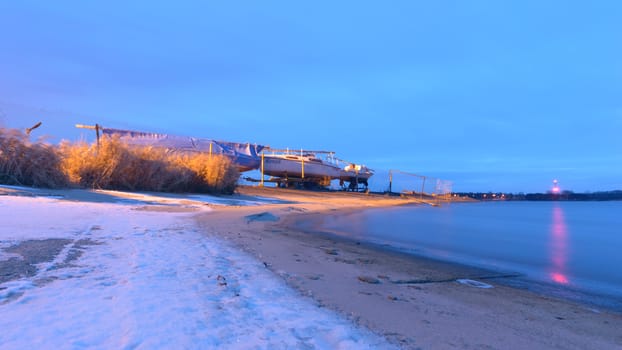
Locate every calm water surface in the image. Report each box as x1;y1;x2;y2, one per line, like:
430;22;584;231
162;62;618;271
305;201;622;308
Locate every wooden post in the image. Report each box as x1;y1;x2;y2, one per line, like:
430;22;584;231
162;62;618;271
95;124;101;149
260;151;264;187
75;123;102;149
300;149;305;179
25;121;42;136
421;176;426;200
209;142;213;157
389;170;393;193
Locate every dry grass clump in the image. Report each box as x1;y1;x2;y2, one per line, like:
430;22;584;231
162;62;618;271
60;136;240;194
0;128;68;188
60;137;188;191
175;153;240;194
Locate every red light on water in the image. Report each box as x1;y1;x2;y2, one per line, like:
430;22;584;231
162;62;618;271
551;272;569;284
549;206;570;285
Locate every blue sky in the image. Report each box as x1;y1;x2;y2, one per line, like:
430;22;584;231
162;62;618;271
1;1;620;192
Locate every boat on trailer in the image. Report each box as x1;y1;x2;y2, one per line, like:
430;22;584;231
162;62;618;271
261;149;374;190
262;151;342;184
339;163;374;190
75;124;374;190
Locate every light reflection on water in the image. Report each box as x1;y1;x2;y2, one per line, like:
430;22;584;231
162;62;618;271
549;205;569;285
305;201;622;307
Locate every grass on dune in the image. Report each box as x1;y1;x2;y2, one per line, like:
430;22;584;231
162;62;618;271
0;128;68;188
1;128;240;194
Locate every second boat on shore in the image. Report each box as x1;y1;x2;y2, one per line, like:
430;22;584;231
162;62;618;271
261;150;374;190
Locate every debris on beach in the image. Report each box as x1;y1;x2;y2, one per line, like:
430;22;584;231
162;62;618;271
244;212;280;223
284;206;307;212
456;279;493;289
306;274;322;281
323;248;339;255
357;258;376;265
334;257;356;264
217;275;227;286
358;276;381;284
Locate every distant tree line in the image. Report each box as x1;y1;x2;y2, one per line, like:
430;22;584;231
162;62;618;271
454;190;622;201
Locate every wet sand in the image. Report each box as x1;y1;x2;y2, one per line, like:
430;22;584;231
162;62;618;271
197;187;622;349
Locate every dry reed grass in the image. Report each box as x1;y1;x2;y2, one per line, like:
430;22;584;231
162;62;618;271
1;128;240;194
60;136;240;194
174;152;240;194
0;128;68;188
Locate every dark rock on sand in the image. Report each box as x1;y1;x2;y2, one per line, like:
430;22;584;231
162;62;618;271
358;276;381;284
244;212;280;223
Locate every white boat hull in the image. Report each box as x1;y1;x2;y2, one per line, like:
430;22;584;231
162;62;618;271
262;156;342;179
339;165;374;181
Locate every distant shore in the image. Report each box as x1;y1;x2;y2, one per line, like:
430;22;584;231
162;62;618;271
199;186;622;349
455;190;622;201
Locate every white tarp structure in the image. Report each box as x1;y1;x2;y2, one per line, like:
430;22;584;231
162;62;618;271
101;128;265;172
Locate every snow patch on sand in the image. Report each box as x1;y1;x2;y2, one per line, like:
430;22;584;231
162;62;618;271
0;194;394;349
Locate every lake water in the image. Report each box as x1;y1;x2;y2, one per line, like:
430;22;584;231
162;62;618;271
302;201;622;310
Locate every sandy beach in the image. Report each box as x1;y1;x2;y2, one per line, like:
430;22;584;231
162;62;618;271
1;184;621;349
198;186;622;349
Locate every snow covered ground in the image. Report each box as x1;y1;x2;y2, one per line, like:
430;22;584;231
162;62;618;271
0;188;394;349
